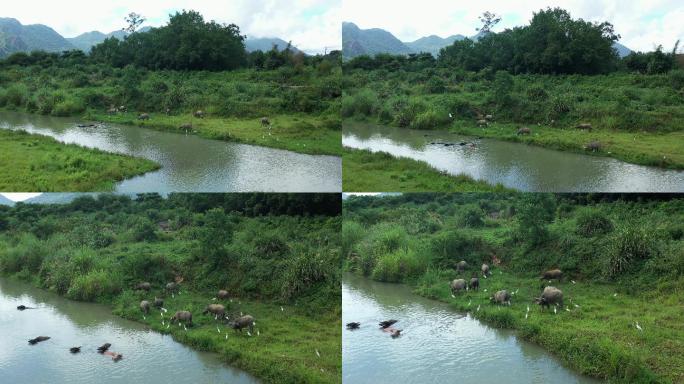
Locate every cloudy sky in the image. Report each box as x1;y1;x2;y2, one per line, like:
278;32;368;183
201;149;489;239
4;0;341;54
343;0;684;52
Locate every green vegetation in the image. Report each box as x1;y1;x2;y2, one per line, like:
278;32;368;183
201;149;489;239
343;8;684;169
0;129;159;191
0;194;341;383
343;194;684;383
343;148;507;192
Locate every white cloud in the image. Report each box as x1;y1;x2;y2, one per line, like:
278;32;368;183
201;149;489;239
3;0;341;54
343;0;684;52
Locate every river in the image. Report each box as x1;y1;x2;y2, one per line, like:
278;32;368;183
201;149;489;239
0;111;341;192
342;274;601;384
0;277;259;383
343;122;684;192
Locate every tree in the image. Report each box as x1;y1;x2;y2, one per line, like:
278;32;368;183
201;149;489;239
477;11;501;34
124;12;146;34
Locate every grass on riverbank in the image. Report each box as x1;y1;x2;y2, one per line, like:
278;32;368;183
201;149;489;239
343;194;684;383
448;121;684;169
114;289;340;384
91;112;341;156
0;129;159;191
343;147;507;192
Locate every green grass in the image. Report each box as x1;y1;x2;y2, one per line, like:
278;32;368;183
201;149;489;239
114;288;340;384
0;129;159;191
448;121;684;169
343;147;508;192
91;112;341;156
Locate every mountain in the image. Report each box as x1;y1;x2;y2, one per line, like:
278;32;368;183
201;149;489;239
0;194;16;206
613;42;632;58
342;22;413;59
404;34;465;56
66;28;150;52
245;37;302;54
22;193;95;205
0;17;74;57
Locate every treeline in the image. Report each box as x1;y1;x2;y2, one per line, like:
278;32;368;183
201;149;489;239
344;8;680;75
0;10;341;72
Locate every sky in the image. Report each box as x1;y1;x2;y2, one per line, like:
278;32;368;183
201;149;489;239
343;0;684;53
3;0;341;54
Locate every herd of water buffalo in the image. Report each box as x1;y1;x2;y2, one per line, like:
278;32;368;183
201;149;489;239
134;281;256;334
345;263;566;337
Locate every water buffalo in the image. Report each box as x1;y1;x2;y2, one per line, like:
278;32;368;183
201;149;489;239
535;286;564;310
477;119;488;127
576;123;593;131
194;110;205;118
179;123;193;131
540;269;562;281
135;282;151;291
456;260;468;273
485;114;494;121
69;346;81;353
217;290;229;299
346;322;360;330
103;351;123;361
107;107;118;115
261;117;271;127
203;304;226;319
165;282;178;294
451;279;467;295
137;113;150;120
490;290;511;305
140;300;150;315
97;343;111;353
481;263;490;276
229;315;254;333
17;305;35;310
517;127;531;135
170;311;193;327
153;297;164;308
379;319;398;329
469;277;480;291
585;141;602;152
382;327;402;338
28;336;50;345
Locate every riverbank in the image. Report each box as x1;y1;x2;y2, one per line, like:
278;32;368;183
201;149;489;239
0;129;159;191
343;147;507;192
447;122;684;170
343;194;684;383
90;112;341;156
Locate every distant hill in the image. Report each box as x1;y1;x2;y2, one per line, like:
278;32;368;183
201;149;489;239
0;194;16;206
0;17;74;57
343;22;633;60
245;37;302;53
613;42;633;58
342;22;413;59
23;193;96;205
66;29;128;52
404;34;465;56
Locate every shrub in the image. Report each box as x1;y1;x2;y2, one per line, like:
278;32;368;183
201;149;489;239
411;108;451;130
371;249;424;282
575;209;614;237
605;224;656;278
459;205;485;228
67;269;123;301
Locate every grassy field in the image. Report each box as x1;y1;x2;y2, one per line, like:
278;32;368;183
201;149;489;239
93;112;341;156
343;194;684;383
342;69;684;169
343;147;507;192
0;129;159;191
0;195;341;383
